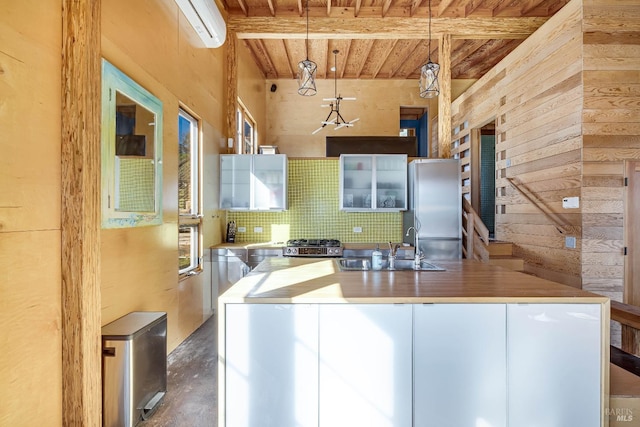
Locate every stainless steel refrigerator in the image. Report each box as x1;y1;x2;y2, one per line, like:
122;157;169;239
403;159;462;260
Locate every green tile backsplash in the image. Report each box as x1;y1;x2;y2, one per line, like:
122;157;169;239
226;158;402;243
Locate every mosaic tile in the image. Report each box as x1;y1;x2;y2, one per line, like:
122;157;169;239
226;159;402;243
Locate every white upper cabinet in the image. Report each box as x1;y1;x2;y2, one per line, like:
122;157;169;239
339;154;407;211
220;154;287;211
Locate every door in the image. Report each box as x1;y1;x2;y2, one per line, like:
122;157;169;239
507;304;602;426
225;304;319;427
319;304;412;427
413;304;507;427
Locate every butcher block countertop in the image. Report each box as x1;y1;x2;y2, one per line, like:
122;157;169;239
219;257;609;305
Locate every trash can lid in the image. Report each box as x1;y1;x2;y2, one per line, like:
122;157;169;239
101;311;167;340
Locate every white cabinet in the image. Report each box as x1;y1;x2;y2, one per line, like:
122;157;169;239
225;304;319;427
340;154;407;211
413;304;507;427
507;304;602;427
319;304;413;427
221;302;604;427
220;154;287;210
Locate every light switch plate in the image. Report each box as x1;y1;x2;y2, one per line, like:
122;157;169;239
562;196;579;209
353;227;363;233
254;226;263;233
565;236;577;249
237;226;246;233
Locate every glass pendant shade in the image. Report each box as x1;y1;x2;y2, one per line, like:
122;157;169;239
419;61;440;98
297;59;317;96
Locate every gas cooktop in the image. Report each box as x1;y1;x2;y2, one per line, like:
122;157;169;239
283;239;343;257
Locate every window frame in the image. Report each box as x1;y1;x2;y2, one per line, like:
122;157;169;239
236;98;257;154
178;107;203;276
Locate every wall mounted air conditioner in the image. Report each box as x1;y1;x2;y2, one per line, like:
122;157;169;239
175;0;226;48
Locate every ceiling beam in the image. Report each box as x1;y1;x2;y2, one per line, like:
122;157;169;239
228;16;548;39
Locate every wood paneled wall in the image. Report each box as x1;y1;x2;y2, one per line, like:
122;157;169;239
2;1;233;424
451;0;640;326
101;0;229;350
263;79;475;157
0;1;64;425
581;1;640;306
452;0;585;286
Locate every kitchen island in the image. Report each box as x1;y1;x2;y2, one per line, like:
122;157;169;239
218;257;610;427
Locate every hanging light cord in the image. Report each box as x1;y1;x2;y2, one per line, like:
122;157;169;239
305;0;310;61
427;0;432;62
334;50;338;99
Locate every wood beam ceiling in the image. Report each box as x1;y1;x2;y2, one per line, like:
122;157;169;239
228;15;548;40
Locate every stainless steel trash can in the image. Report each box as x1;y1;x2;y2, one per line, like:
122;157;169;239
102;311;167;427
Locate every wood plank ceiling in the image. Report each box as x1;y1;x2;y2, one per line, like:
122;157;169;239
224;0;570;80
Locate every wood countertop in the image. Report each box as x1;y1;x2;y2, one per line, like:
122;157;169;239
219;257;609;304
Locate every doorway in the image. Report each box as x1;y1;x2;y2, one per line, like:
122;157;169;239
400;106;428;157
479;126;496;237
470;122;496;238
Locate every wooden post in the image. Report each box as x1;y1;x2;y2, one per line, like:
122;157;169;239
438;33;452;159
61;0;102;425
226;29;238;152
467;213;475;260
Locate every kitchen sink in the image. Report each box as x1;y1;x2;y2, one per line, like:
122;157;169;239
336;257;445;271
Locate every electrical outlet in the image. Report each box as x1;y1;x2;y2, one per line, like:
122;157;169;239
254;226;263;233
237;226;246;233
353;227;363;233
565;236;576;249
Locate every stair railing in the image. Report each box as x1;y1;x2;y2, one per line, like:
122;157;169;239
506;177;575;234
462;198;490;262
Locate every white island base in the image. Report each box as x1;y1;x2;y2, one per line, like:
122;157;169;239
218;258;609;427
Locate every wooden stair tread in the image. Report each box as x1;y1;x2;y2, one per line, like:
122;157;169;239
488;241;514;257
488;255;524;271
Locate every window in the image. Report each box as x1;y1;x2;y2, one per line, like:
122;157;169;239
101;59;163;228
237;99;257;154
178;108;202;275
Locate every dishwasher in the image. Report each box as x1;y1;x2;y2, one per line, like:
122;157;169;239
212;248;250;297
247;247;283;269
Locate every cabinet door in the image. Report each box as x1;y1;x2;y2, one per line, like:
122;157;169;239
225;304;319;427
374;155;407;210
252;154;287;210
340;155;373;210
507;304;602;427
414;304;507;427
220;155;251;209
319;304;412;427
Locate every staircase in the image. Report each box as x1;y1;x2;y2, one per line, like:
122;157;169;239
488;240;524;272
462;199;524;272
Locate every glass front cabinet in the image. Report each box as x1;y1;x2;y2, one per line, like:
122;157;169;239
340;154;407;211
220;154;287;211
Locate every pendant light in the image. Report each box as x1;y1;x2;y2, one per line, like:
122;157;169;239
297;0;317;96
419;0;440;98
312;50;359;134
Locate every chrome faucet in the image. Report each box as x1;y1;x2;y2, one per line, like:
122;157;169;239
405;226;423;267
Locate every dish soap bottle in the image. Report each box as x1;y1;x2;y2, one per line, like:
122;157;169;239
371;244;383;270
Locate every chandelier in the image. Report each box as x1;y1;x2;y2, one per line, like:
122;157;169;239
312;50;359;134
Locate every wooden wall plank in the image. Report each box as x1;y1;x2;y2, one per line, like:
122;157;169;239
61;0;102;425
452;0;585;286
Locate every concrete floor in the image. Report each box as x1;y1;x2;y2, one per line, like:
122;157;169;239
140;315;217;427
